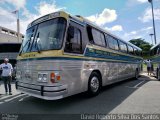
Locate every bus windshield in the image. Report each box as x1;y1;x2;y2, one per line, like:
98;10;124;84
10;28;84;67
20;17;66;53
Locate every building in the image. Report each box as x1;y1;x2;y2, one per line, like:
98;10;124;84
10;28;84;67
0;26;24;70
0;26;24;43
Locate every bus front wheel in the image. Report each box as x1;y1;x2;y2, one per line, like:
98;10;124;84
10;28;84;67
134;69;139;80
87;72;101;96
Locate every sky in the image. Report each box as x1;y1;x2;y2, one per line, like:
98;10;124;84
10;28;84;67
0;0;160;44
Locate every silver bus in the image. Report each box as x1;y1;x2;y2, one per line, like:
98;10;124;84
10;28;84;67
16;11;143;100
150;43;160;79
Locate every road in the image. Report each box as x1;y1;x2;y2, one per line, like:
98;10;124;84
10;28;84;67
0;73;160;119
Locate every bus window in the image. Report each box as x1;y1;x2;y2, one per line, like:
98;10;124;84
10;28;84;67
128;45;134;55
119;40;127;53
156;47;160;55
87;26;94;44
91;29;106;47
106;35;119;50
152;47;158;55
134;48;139;56
64;26;82;53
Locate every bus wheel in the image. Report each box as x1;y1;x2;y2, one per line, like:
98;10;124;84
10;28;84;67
88;72;101;96
134;69;139;80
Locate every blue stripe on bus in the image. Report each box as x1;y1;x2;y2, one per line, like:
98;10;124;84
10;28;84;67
84;48;142;62
17;48;142;63
17;56;140;64
152;56;160;62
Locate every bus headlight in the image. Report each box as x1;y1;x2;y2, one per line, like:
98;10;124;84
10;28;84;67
42;74;47;82
38;74;43;81
38;73;48;82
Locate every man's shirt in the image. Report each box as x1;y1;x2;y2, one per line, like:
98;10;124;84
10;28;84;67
0;63;13;77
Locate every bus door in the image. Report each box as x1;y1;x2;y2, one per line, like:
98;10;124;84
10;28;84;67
63;20;87;92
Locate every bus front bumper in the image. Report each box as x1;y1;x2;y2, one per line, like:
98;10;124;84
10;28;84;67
15;81;68;100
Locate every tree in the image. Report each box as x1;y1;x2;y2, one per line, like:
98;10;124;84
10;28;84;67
129;38;153;58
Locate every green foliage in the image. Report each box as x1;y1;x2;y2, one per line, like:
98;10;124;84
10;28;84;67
129;38;153;58
140;44;152;51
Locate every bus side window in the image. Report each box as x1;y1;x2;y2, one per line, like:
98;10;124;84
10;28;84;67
119;40;127;53
156;48;160;55
65;26;82;53
87;26;94;44
91;28;106;47
134;49;139;56
106;35;119;50
128;45;134;55
87;26;106;47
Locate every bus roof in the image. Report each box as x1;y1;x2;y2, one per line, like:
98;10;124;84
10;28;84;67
27;11;142;51
74;15;142;51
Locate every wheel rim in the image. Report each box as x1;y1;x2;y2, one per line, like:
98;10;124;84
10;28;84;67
135;70;138;79
90;76;99;93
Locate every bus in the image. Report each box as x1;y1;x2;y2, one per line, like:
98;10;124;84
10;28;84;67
150;43;160;79
16;11;143;100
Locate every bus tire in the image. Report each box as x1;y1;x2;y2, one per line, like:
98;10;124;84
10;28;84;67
134;69;139;80
87;72;101;96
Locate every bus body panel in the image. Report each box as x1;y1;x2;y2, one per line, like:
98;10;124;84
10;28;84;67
150;45;160;78
16;11;142;100
16;55;141;100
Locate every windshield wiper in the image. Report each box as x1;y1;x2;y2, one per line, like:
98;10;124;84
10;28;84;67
19;36;32;56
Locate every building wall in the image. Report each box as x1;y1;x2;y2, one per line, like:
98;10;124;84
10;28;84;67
0;26;24;43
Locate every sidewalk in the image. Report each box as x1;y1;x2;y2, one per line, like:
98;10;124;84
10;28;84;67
0;72;158;97
140;72;158;81
0;81;19;96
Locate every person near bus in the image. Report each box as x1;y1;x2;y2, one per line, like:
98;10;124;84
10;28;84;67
146;59;151;76
0;58;13;95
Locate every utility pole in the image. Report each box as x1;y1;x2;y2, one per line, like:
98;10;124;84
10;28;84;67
148;0;157;44
149;33;154;45
12;10;20;43
17;10;20;43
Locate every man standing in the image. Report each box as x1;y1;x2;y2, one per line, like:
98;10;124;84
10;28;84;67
146;59;151;76
0;58;13;95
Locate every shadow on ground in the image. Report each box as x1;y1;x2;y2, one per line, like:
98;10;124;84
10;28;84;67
0;72;157;114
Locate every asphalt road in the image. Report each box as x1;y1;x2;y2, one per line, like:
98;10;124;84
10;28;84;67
0;73;160;116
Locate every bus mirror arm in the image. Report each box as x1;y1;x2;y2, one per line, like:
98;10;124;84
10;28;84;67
36;38;41;53
36;33;41;53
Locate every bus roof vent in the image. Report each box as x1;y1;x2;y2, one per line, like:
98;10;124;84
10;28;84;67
75;15;84;21
76;15;81;17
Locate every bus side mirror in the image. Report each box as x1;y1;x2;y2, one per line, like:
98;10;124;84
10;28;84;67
36;38;42;53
